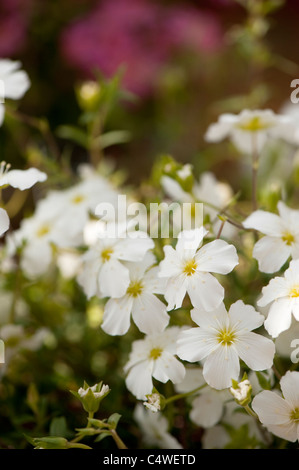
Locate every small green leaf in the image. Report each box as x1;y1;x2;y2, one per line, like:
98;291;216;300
107;413;121;429
94;432;111;442
50;417;68;438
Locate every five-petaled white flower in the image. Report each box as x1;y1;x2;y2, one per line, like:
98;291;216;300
102;252;169;336
0;59;30;126
205;109;293;154
257;259;299;338
252;371;299;442
124;327;185;400
243;201;299;273
158;227;238;311
177;300;275;390
77;227;154;299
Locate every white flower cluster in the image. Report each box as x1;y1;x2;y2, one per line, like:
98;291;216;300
3;58;299;448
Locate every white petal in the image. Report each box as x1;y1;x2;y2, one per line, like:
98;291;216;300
176;227;207;256
2;69;30;99
187;272;224;311
190;393;224;428
125;361;154;400
99;259;130;298
115;234;154;262
143;266;166;295
252;391;292;425
21;241;52;278
158;245;182;278
190;302;228;329
203;345;240;390
0;208;9;236
164;274;187;311
5;168;47;190
228;300;265;332
132;293;169;335
195;239;238;274
161;175;192;202
101;296;133;336
177;328;219;363
257;277;289;307
280;371;299;410
243;210;284;236
235;332;275;370
77;257;100;299
252;236;291;273
264;297;293;338
153;352;185;384
266;422;298;442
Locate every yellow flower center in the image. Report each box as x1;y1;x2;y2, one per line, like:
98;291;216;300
183;259;197;276
217;328;236;346
237;116;273;132
290;408;299;422
282;232;295;246
290;286;299;298
101;247;113;262
36;224;50;238
149;348;163;360
127;280;144;298
71;194;85;204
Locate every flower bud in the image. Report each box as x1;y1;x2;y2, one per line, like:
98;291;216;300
230;377;252;406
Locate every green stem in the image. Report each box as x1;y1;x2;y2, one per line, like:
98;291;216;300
110;429;128;450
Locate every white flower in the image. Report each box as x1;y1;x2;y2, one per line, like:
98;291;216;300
177;300;275;390
78;383;110;399
0;162;47;190
124;327;185;400
175;368;229;428
102;252;169;336
252;371;299;442
158;227;238;311
133;405;183;449
10;202;66;278
0;59;30;126
205;109;294;154
0;162;47;238
77;229;154;299
161;172;235;239
257;259;299;338
243;201;299;273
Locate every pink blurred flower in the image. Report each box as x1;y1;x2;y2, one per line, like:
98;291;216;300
61;0;223;97
0;0;32;57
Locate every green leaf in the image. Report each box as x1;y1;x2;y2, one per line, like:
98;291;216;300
107;413;122;429
56;125;89;148
255;371;272;390
50;417;68;438
94;432;112;442
92;130;131;150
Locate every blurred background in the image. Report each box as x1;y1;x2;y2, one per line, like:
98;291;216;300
1;0;299;189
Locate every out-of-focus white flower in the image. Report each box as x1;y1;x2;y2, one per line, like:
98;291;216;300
158;227;238;311
0;162;47;238
175;367;230;428
243;201;299;273
102;252;169;336
0;59;30;126
77;228;154;300
161;172;235;239
205;109;294;154
252;371;299;442
133;405;183;449
0;162;47;190
258;259;299;338
124;327;185;400
177;301;275;390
